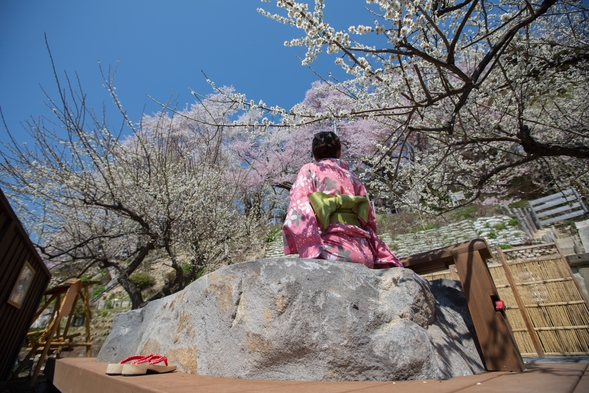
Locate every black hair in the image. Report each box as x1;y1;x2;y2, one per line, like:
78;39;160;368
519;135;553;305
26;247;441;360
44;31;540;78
312;131;341;160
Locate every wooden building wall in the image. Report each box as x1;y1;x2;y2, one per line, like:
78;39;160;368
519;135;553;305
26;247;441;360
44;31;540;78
0;190;51;382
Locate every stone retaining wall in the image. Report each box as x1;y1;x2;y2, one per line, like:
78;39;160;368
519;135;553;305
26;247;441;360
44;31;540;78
265;215;529;259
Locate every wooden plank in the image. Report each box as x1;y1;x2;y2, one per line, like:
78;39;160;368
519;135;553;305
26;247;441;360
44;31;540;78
533;325;589;331
535;201;582;218
572;188;589;213
528;188;588;227
502;242;557;252
534;195;577;213
518;300;587;308
401;238;492;273
82;285;92;357
541;210;586;226
529;188;575;205
453;249;524;371
510;207;537;237
30;279;82;386
0;223;18;291
497;248;544;356
450;264;459;280
516;277;574;286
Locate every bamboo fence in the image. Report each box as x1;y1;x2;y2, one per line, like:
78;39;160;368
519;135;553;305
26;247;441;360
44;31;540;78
422;243;589;357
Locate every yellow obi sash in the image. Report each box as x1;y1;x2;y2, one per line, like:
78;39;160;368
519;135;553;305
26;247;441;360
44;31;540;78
308;192;369;230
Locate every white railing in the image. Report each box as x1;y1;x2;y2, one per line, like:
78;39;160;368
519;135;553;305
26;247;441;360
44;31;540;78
529;188;588;228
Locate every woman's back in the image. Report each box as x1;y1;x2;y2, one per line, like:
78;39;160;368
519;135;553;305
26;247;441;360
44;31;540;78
298;158;365;197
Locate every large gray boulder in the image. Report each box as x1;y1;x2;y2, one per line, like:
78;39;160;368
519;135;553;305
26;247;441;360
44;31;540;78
97;258;483;381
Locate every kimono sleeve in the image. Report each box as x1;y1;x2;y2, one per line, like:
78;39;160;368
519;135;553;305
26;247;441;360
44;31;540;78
282;166;324;259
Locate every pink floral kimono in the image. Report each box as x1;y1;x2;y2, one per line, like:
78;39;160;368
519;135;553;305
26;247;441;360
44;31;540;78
282;158;402;269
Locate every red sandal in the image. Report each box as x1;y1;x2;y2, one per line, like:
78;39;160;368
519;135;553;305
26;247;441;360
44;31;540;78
106;354;176;375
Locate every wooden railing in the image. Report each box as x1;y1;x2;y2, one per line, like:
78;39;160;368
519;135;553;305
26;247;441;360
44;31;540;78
401;238;524;372
529;188;588;228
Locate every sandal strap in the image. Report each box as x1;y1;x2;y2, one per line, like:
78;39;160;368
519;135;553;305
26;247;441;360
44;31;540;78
146;355;168;366
118;354;168;366
118;355;149;365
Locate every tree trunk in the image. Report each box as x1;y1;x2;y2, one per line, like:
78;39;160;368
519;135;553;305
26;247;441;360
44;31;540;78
117;273;145;309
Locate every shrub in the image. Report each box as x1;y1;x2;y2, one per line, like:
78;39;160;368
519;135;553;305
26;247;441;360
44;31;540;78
265;226;282;243
91;287;105;299
165;270;176;283
130;272;156;290
493;223;507;231
508;200;529;209
451;205;479;220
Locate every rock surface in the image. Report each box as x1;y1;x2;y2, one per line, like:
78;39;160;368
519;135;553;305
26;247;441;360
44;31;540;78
97;258;484;381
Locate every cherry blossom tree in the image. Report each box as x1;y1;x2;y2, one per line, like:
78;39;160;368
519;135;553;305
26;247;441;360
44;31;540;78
0;67;262;308
226;0;589;211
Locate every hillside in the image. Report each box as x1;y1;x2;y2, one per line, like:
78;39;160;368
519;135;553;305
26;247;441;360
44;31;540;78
60;204;585;358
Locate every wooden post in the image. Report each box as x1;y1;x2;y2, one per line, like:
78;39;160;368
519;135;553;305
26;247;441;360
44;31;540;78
402;239;524;372
82;284;93;357
29;279;81;386
450;264;459;280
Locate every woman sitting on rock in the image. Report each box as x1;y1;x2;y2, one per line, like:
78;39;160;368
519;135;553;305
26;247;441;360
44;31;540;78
282;131;403;269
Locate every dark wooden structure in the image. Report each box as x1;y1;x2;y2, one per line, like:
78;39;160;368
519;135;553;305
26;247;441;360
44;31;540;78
11;278;95;386
401;238;524;372
0;189;51;382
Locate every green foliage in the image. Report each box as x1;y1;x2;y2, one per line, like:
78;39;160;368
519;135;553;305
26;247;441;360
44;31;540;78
487;231;498;239
498;244;513;250
493;223;507;231
508;200;529;209
508;219;519;227
450;206;479;220
105;300;113;309
130;272;156;290
73;305;86;318
166;265;205;286
265;226;282;243
195;267;206;280
99;270;110;284
91;287;105;299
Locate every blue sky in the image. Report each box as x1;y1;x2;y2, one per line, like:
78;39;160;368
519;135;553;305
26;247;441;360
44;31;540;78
2;1;586;143
0;0;371;142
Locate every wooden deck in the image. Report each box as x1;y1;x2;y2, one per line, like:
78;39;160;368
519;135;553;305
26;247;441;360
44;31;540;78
48;357;588;393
